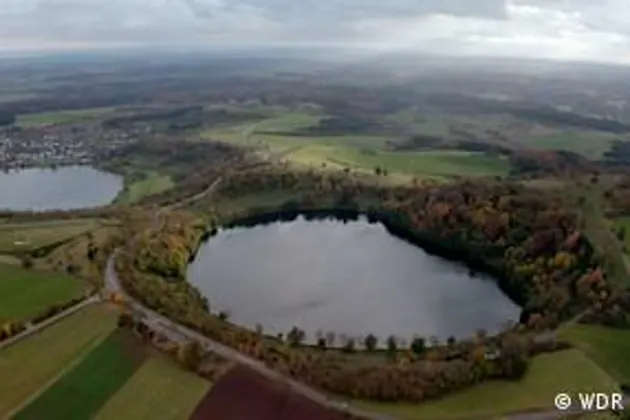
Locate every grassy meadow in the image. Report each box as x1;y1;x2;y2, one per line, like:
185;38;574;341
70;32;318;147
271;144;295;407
518;131;618;159
356;349;618;420
0;219;102;253
0;263;84;322
14;330;146;420
0;305;117;418
559;324;630;384
93;355;211;420
287;146;510;177
115;171;175;204
202;110;512;179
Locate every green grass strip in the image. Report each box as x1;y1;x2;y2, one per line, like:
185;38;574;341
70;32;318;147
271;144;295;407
13;330;146;420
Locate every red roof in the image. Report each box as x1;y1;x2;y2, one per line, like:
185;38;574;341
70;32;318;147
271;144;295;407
190;366;348;420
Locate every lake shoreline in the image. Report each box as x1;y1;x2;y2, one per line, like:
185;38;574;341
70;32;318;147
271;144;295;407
188;213;521;342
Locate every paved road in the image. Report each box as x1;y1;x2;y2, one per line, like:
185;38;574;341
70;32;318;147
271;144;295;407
104;175;393;420
105;252;392;420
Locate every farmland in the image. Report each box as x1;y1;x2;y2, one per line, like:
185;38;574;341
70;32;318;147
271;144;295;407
94;355;211;420
517;131;618;158
0;263;84;322
115;171;175;204
4;52;630;420
203;112;511;179
559;323;630;384
0;305;117;418
285;146;510;177
0;218;103;253
16;107;120;127
356;349;618;420
14;330;146;420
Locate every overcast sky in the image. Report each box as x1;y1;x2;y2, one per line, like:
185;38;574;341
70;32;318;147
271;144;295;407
1;0;629;63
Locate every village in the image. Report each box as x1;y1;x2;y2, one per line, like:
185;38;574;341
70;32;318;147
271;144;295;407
0;123;140;171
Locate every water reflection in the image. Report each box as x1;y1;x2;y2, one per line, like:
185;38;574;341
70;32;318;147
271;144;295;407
0;166;123;211
188;216;520;343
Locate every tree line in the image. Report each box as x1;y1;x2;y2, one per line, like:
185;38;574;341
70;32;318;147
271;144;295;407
112;168;613;402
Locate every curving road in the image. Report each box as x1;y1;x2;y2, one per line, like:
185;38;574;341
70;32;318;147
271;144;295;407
104;174;394;420
105;175;630;420
104;252;393;420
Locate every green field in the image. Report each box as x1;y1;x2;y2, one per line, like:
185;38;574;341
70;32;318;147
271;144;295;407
519;131;617;158
0;219;101;253
0;264;84;322
560;324;630;384
202;110;511;179
252;112;324;132
356;349;618;420
14;330;146;420
94;355;211;420
17;107;119;127
115;171;175;204
0;305;117;418
613;216;630;254
287;146;510;177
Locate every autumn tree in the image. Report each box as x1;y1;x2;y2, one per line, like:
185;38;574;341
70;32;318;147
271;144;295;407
411;336;426;356
495;334;529;380
343;338;356;354
364;334;378;352
178;340;204;371
447;336;456;349
287;326;306;347
387;335;398;356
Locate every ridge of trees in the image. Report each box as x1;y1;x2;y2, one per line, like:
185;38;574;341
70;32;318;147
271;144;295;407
112;167;626;402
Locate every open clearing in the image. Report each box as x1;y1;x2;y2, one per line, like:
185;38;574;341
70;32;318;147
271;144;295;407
559;324;630;383
116;171;175;204
287;146;510;177
0;263;84;322
17;107;119;127
0;219;102;253
251;112;324;132
202;111;510;178
355;349;618;420
0;304;117;418
14;329;146;420
94;355;211;420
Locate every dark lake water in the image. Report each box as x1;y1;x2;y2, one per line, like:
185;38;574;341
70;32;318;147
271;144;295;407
0;166;123;211
187;216;521;343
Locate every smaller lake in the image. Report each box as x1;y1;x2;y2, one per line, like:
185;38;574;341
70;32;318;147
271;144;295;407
188;216;521;343
0;166;123;211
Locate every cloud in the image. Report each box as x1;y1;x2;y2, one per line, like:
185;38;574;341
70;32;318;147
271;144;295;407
0;0;628;64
